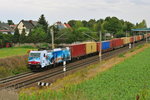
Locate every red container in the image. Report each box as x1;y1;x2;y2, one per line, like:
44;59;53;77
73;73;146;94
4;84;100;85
109;40;113;48
130;37;134;43
137;36;140;41
111;38;123;48
69;43;86;58
96;42;101;52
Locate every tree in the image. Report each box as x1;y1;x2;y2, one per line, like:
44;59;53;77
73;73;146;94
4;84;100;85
20;29;27;43
7;20;14;25
13;28;20;43
26;31;32;43
38;14;49;33
55;28;73;43
74;21;83;28
134;19;147;29
45;27;51;43
68;20;76;27
103;17;123;35
30;27;46;44
82;20;88;27
0;32;13;45
87;19;96;30
141;19;147;28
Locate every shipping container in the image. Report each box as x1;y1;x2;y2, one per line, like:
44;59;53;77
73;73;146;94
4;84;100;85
96;42;101;52
148;33;150;37
85;42;97;54
121;37;130;45
111;38;123;49
69;43;86;58
136;36;140;41
102;41;111;51
130;37;134;43
139;35;143;40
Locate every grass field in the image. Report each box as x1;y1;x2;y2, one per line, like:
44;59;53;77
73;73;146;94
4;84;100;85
0;46;35;58
20;45;150;100
0;46;35;78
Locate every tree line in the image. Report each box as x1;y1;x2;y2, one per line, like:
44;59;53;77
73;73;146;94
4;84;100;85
0;15;147;45
54;17;147;43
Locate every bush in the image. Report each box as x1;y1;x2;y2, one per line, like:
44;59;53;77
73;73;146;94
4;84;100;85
19;45;35;49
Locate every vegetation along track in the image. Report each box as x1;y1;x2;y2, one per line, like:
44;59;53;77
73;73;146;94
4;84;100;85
0;40;146;90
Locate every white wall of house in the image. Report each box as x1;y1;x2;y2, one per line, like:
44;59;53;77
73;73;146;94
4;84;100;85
17;22;30;36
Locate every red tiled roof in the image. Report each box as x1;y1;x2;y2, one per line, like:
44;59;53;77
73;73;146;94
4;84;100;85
10;25;16;27
64;23;71;28
0;30;11;32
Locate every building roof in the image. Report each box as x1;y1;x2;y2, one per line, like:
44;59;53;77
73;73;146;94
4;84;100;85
54;21;71;30
19;20;38;29
131;28;150;32
64;23;71;28
30;20;38;26
0;23;12;32
21;20;34;29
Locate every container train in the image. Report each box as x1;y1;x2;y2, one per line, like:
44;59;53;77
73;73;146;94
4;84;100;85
28;34;150;70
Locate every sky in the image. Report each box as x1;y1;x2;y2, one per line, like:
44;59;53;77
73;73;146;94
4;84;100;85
0;0;150;27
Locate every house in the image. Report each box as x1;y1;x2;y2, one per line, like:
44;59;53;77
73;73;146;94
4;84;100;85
54;21;71;30
10;25;17;30
17;20;38;35
104;33;113;40
0;23;14;34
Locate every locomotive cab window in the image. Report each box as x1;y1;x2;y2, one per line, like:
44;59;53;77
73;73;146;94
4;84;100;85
29;53;41;57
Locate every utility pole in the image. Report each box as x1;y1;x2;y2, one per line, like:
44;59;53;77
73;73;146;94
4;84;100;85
51;28;54;49
133;32;135;48
146;31;148;43
126;31;131;49
99;31;102;62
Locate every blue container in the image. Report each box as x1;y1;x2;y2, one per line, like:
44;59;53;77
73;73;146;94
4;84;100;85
102;41;110;50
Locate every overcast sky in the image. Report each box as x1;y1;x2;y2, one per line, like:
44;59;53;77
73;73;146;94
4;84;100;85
0;0;150;27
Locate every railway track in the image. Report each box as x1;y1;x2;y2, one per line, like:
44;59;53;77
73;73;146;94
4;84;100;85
0;72;34;84
0;40;146;90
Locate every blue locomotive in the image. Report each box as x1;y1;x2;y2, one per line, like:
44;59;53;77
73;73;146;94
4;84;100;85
28;47;71;69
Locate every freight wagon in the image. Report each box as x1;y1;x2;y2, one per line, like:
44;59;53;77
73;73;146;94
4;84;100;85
84;42;97;55
111;38;123;49
96;42;101;52
130;37;134;43
136;36;141;41
69;43;86;59
101;41;112;52
121;37;130;45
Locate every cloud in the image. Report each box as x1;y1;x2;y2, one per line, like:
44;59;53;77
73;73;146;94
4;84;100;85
0;0;150;26
130;0;150;5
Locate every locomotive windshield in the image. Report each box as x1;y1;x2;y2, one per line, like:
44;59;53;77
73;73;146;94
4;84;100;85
29;53;41;57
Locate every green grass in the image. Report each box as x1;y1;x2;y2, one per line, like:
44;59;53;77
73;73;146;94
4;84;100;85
0;46;35;58
0;46;35;77
20;47;150;100
0;55;30;78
